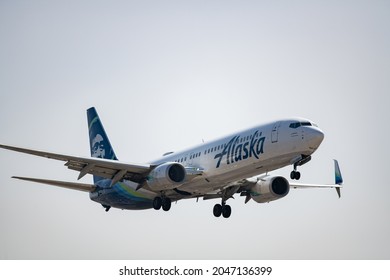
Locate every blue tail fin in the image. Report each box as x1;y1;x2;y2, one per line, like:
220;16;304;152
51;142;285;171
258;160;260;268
87;107;118;183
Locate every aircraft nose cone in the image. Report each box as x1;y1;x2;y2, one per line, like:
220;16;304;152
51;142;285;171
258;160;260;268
307;128;324;150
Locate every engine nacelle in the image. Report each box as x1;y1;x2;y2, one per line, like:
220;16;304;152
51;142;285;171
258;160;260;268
146;162;186;191
250;176;290;203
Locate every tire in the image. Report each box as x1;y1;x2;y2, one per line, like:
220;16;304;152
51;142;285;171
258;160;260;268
290;171;296;180
162;198;171;211
290;171;301;180
153;197;162;210
213;204;222;217
222;205;232;218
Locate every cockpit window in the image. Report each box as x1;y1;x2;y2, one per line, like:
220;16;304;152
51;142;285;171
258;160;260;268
289;121;312;129
289;122;301;129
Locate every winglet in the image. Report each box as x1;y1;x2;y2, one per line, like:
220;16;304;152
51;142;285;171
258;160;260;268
334;159;343;198
334;160;343;185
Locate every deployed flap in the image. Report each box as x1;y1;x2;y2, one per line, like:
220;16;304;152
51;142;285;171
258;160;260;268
12;176;96;192
0;144;152;183
203;178;257;201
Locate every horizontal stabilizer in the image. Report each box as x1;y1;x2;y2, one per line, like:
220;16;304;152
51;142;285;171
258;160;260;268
12;176;96;192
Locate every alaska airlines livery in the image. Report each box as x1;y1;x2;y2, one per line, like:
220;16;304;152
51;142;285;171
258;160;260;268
0;108;343;218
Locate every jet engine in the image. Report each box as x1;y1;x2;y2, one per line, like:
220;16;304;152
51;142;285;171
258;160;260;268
147;162;186;191
250;176;290;203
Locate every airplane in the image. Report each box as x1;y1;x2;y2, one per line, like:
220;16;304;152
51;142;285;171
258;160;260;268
0;107;343;218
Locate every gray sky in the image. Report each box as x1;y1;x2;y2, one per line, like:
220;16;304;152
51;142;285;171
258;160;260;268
0;0;389;259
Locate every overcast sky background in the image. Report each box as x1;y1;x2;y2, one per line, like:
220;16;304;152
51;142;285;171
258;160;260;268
0;0;389;259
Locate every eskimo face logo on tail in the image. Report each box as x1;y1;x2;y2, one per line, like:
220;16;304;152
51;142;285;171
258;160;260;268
91;134;106;158
214;130;265;168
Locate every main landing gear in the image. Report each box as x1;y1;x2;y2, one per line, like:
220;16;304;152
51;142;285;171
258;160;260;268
213;202;232;218
212;186;238;218
153;196;172;211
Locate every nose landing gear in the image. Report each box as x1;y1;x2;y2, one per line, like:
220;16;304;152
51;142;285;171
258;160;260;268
290;170;301;180
290;155;311;180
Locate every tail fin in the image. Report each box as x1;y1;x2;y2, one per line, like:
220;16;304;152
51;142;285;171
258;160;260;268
334;159;343;198
87;107;118;183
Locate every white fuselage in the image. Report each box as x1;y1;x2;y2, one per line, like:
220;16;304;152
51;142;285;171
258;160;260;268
150;118;324;196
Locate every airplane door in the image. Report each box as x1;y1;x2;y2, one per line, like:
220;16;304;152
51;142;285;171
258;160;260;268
271;122;281;143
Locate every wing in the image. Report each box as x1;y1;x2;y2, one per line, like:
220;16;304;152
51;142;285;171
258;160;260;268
290;159;343;197
0;144;152;186
202;160;343;202
203;177;258;202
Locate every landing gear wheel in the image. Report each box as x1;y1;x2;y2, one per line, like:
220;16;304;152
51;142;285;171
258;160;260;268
290;171;301;180
213;204;222;217
153;197;162;210
162;198;171;211
222;205;232;218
